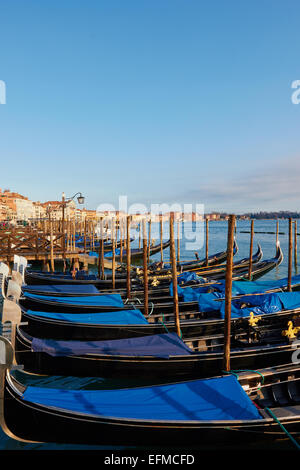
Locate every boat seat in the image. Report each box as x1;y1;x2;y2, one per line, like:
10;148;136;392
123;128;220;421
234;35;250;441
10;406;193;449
271;383;290;406
287;381;300;404
255;387;275;408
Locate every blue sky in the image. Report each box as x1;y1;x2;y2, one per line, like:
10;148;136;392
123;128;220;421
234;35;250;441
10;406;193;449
1;0;300;213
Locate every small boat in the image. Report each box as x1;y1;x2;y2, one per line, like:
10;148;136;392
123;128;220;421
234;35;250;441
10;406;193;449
22;242;280;294
22;241;234;287
15;319;300;378
2;360;300;446
18;244;282;314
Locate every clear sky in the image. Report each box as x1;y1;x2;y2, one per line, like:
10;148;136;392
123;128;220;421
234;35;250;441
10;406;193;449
1;0;300;214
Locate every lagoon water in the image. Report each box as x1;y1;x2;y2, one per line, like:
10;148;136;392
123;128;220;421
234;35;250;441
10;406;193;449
1;219;297;450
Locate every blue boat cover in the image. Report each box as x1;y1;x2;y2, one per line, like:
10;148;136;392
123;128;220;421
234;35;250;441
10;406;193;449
275;292;300;310
104;249;121;258
177;291;297;319
177;272;202;285
23;285;100;295
25;309;148;325
31;332;193;358
23;292;124;308
174;274;300;300
22;375;262;421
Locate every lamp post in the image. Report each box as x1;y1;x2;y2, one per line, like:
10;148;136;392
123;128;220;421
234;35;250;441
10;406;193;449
61;192;85;268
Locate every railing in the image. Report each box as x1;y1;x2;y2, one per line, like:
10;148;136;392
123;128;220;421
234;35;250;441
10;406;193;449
0;228;73;260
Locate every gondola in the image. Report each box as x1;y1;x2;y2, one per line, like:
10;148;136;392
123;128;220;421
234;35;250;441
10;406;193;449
18;244;282;314
102;239;171;261
22;242;277;297
76;237;134;251
17;295;300;340
14;318;300;378
22;241;238;287
2;362;300;446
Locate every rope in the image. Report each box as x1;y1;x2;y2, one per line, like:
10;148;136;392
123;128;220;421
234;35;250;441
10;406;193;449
223;369;265;390
265;407;300;450
158;312;169;333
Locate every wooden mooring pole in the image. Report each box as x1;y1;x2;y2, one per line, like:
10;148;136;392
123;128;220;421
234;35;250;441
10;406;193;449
126;215;131;299
206;218;209;266
294;220;298;268
148;218;152;263
112;218;116;289
170;213;181;337
160;215;163;264
248;220;254;280
223;214;236;372
177;219;181;263
143;218;149;317
288;218;293;292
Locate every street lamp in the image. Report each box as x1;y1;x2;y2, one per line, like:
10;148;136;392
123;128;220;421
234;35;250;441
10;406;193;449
61;191;85;264
62;192;85;205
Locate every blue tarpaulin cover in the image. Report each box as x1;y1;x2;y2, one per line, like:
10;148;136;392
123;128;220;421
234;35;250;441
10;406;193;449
25;309;148;325
31;332;193;358
23;292;124;308
23;285;100;295
275;292;300;310
177;272;202;285
22;375;262;421
173;274;300;300
104;249;121;258
176;291;295;319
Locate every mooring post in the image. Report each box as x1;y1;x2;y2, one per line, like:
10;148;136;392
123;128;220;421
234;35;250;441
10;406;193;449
170;212;181;337
177;218;181;263
143;218;149;317
126;215;131;299
138;222;141;250
248;219;254;280
120;217;123;264
160;214;163;264
206;218;209;266
98;217;104;280
49;211;54;272
276;219;279;246
148;217;152;263
223;214;236;372
294;220;298;268
112;217;116;290
61;193;66;270
288;218;293;292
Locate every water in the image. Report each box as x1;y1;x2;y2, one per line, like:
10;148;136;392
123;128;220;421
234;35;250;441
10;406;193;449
1;219;298;450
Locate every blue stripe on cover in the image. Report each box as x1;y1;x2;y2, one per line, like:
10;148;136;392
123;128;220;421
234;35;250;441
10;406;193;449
23;285;99;295
25;309;148;325
22;375;262;421
23;292;124;308
31;332;192;358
